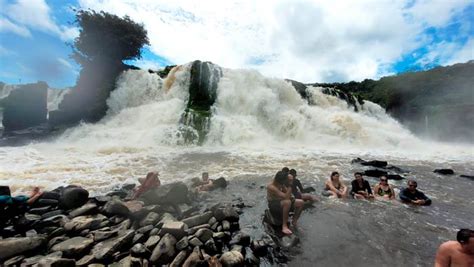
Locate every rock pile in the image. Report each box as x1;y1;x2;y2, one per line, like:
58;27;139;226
0;182;273;266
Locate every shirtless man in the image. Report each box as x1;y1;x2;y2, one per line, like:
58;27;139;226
435;229;474;267
267;170;304;235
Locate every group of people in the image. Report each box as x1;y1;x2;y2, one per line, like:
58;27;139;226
267;168;433;235
323;171;432;205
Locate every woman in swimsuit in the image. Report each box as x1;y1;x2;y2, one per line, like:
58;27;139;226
373;176;395;200
324;171;348;198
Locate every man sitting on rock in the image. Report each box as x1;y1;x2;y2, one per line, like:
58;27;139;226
399;179;432;206
267;170;304;235
196;172;228;192
132;172;161;199
288;169;318;202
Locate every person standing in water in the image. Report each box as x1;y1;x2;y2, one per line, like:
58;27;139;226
373;176;396;200
350;172;374;200
267;170;304;235
323;171;348;198
435;229;474;267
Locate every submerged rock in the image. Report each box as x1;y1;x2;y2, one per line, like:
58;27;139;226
434;169;455;175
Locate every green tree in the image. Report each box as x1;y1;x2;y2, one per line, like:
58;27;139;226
72;10;150;66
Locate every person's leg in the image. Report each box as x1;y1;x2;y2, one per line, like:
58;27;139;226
354;193;365;199
280;199;292;235
302;193;318;202
292;199;304;226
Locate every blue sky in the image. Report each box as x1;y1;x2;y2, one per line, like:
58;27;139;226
0;0;473;88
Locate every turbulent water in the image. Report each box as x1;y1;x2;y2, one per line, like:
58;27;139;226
0;63;473;266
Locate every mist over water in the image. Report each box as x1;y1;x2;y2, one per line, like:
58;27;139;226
1;64;473;194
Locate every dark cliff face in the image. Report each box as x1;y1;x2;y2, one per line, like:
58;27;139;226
49;61;136;127
311;61;474;142
1;82;48;132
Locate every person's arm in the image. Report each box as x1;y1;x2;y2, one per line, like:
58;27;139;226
399;189;411;202
296;180;304;192
340;181;348;195
326;181;340;194
365;181;373;196
268;184;291;200
417;191;432;205
373;184;380;197
389;185;396;199
434;243;451;267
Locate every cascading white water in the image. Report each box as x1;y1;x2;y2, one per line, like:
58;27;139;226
1;62;472;194
47;88;71;112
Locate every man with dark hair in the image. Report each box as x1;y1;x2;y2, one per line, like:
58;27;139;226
267;170;304;235
350;172;374;199
288;169;317;202
399;180;432;206
435;229;474;267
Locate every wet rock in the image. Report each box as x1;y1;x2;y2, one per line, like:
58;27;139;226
140;212;160;227
150;233;177;264
26;229;38;237
213;232;225;239
41;210;64;220
92;229;118;242
141;182;189;205
21;255;44;266
182;211;213;228
37;199;59;206
222;220;230;231
189;237;203;247
69;203;98;218
144;235;161;250
76;254;94;266
29;206;52;215
48;236;69;250
160;221;187;239
204;239;218;255
155;212;176;228
91;230;135;261
176;236;189;250
182;247;203;266
212;204;240;222
188;224;211;235
170;250;189;267
387;174;405;180
110;218;131;233
59;187;89;210
251;240;268;257
51;236;94;258
229;232;250;246
131;243;148;257
211;222;219;231
195;228;213;243
220;251;244;267
434;169;455;175
363;169;388;178
280;235;299;249
136;224;154;235
460;174;474;180
149;228;159;236
103;200;130;217
94;195;112;204
3;255;24;266
40;214;69;228
38;256;75;267
0;236;46;260
244;247;260;266
208;217;217;225
64;215;106;232
177;203;198;218
132;233;147;245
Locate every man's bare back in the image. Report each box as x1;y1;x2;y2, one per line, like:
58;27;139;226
435;241;474;267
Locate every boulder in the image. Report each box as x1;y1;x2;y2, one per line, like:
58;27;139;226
211;204;239;222
63;215;106;232
130;243;148;257
434;169;455;175
176;236;189;250
37;256;75;267
139;211;160;227
188;237;203;247
144;235;161;250
460;174;474;180
59;187;89;210
195;228;213;243
150;233;177;264
229;232;250;246
3;255;25;266
76;255;95;266
0;236;46;260
140;182;189;205
170;250;189;267
1;81;48;133
387;174;404;180
182;211;213;228
103;200;130;217
159;221;187;240
51;236;94;258
220;251;244;267
182;247;203;267
91;230;135;261
69;203;98;218
285;79;308;99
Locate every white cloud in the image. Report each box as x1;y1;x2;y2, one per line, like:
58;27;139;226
77;0;472;82
2;0;78;41
446;38;474;65
0;17;31;37
0;44;15;56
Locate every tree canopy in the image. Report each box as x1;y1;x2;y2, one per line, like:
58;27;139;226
72;10;150;65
